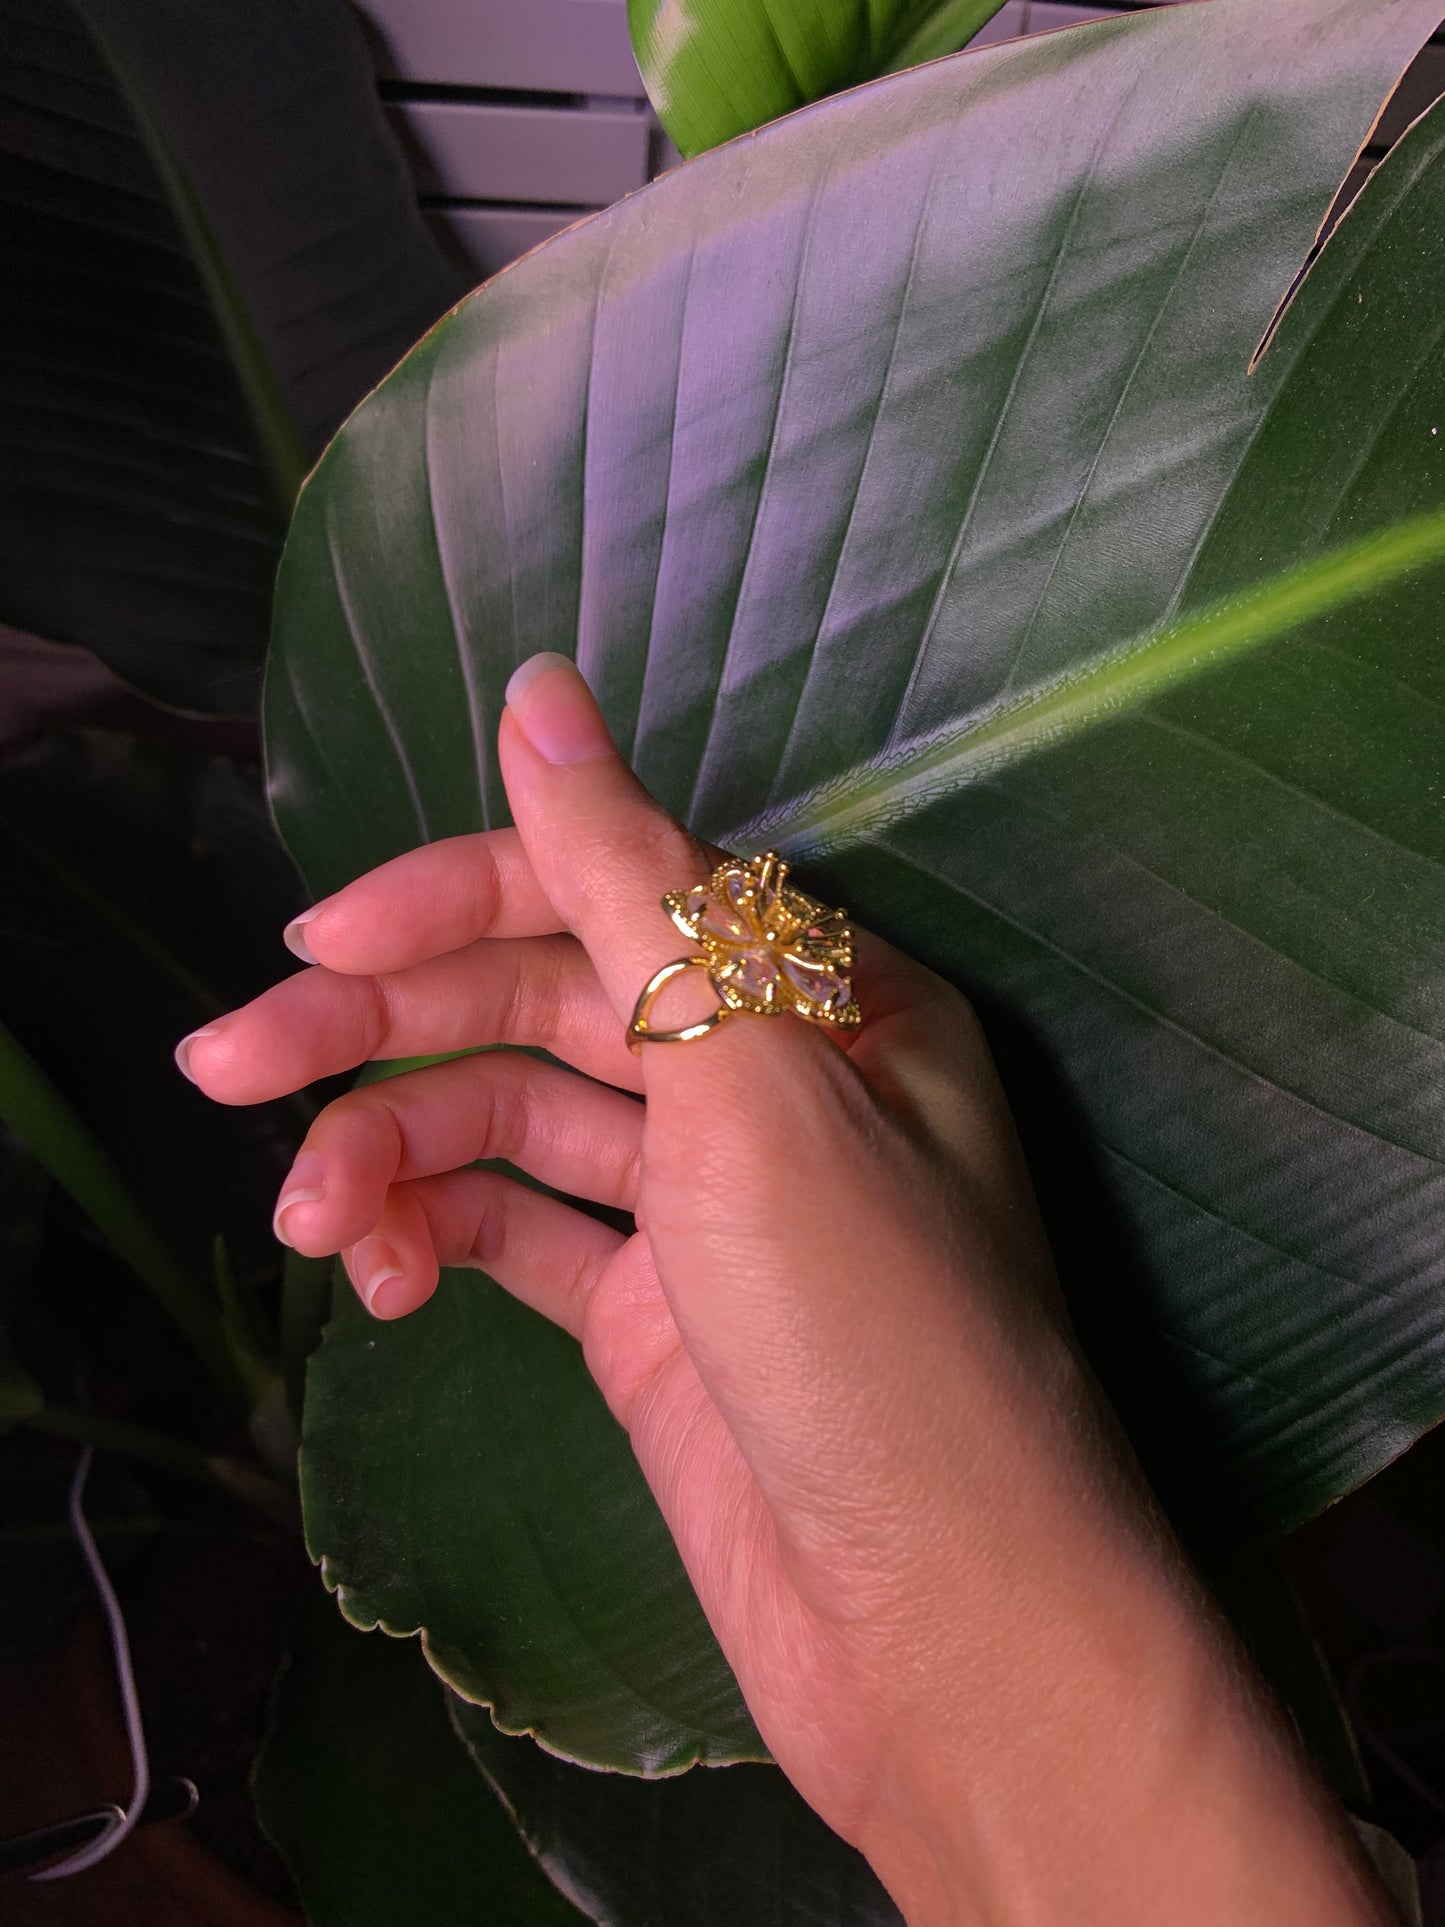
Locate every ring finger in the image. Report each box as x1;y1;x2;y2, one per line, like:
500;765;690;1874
341;1168;627;1323
275;1049;643;1257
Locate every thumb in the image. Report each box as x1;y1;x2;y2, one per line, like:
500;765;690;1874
501;651;865;1079
498;652;724;1031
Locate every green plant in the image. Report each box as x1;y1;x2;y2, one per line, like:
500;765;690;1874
0;0;463;1458
628;0;1010;156
1;0;460;709
262;0;1445;1909
7;0;1445;1918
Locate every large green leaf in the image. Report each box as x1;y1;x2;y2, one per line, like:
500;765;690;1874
627;0;1007;156
453;1698;901;1926
270;0;1443;1768
303;1273;762;1771
754;109;1445;1545
254;1589;587;1927
0;0;461;710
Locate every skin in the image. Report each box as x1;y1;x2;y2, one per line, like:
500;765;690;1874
179;654;1397;1925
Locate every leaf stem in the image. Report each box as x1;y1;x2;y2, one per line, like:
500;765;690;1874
0;1020;249;1411
26;1403;298;1531
74;4;308;518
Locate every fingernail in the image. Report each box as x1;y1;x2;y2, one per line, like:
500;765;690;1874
283;904;326;965
174;1025;221;1085
504;653;613;765
367;1275;411;1320
353;1236;407;1317
273;1151;325;1246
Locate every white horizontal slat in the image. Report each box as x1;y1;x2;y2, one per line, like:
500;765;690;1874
389;100;650;204
355;0;645;95
429;204;593;279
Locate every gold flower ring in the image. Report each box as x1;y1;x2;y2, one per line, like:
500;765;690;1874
627;851;861;1049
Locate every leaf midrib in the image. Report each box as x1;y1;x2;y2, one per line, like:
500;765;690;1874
740;509;1445;858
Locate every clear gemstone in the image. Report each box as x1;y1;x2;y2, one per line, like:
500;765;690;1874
702;897;752;943
721;950;777;1001
781;953;849;1009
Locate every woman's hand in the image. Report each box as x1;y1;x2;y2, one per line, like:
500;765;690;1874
179;655;1395;1926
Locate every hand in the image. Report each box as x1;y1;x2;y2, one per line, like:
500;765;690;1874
180;655;1394;1925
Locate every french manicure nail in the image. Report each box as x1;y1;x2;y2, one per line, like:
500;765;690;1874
366;1274;410;1320
283;902;327;965
504;652;613;765
273;1151;325;1246
353;1236;406;1316
174;1025;221;1085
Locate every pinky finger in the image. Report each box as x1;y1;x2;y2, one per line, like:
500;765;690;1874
341;1169;626;1329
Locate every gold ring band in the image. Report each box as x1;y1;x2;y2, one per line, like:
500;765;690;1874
627;851;860;1051
628;957;734;1046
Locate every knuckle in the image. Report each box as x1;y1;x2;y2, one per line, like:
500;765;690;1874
631;811;704;889
560;1243;601;1331
317;1079;406;1176
482;1065;531;1165
615;1137;643;1211
465;837;506;937
577;1247;681;1435
610;1338;686;1438
500;938;563;1051
358;972;398;1059
467;1178;508;1271
573;811;701;918
940;982;988;1062
365;1092;409;1169
497;948;533;1046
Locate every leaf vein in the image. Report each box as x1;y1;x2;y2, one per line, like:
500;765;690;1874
996;91;1263;700
686;170;826;819
325;516;432;843
874;835;1445;1171
889;56;1148;739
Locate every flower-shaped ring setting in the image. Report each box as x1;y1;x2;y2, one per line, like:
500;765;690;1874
627;851;861;1049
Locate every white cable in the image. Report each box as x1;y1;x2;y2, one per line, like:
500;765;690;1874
30;1445;152;1881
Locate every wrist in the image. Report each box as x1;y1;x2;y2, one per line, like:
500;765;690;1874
855;1546;1394;1927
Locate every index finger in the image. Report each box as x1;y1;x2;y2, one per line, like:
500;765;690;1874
283;826;563;976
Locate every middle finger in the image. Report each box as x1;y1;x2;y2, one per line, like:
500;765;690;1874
181;933;642;1105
